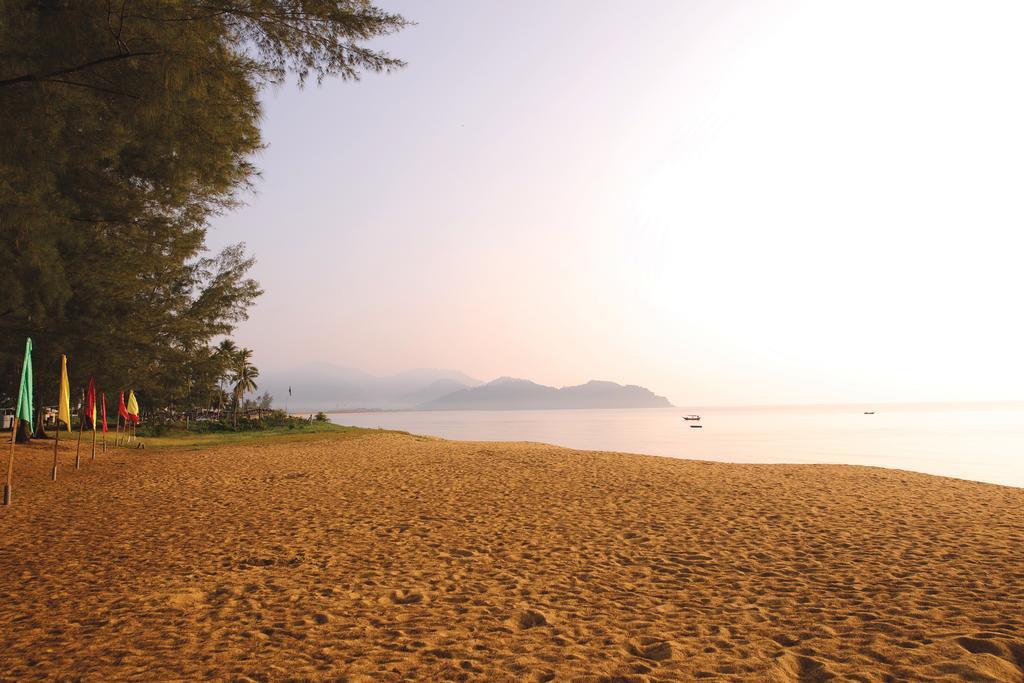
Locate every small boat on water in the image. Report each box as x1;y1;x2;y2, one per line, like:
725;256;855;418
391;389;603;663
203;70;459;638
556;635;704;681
863;411;875;415
682;414;701;421
689;424;703;428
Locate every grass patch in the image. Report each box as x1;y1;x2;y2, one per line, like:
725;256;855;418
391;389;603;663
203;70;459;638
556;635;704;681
134;422;400;450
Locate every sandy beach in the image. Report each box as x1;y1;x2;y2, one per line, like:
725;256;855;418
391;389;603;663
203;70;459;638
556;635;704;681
1;431;1022;681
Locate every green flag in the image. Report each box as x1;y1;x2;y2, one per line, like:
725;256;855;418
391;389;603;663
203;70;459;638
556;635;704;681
15;338;33;424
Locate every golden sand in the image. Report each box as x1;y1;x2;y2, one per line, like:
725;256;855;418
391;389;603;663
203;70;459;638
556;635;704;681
1;432;1022;681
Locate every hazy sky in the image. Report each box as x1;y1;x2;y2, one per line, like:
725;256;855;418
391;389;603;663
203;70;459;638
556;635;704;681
207;0;1024;406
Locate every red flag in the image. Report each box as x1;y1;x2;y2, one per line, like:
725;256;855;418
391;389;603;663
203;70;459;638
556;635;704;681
101;393;108;433
118;392;129;421
85;378;97;429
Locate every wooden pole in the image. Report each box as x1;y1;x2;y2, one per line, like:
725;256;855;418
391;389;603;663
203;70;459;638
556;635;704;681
115;414;121;447
90;418;97;462
74;399;84;470
52;421;59;481
102;422;106;454
3;416;16;505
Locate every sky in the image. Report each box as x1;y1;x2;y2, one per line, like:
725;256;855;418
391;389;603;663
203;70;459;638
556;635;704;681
207;0;1024;407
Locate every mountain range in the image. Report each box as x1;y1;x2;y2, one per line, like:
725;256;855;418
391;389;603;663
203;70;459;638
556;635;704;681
419;377;672;410
261;364;672;412
259;364;481;411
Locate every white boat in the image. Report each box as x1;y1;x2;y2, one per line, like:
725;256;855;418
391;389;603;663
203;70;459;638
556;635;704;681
682;414;701;421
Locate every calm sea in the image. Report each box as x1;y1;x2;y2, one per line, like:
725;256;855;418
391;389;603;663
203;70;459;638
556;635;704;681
328;403;1024;489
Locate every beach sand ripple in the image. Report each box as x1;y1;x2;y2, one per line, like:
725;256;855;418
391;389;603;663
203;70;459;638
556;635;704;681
1;432;1021;681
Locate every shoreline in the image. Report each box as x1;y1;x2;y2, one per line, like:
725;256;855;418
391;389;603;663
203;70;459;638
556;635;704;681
20;425;1024;491
323;409;1024;490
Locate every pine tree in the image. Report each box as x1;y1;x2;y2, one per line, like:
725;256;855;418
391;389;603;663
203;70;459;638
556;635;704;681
0;2;409;414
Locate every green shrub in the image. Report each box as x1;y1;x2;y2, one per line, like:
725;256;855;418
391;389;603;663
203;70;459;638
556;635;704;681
135;411;323;436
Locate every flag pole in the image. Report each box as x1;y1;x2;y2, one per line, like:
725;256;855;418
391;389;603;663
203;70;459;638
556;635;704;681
52;419;59;481
3;417;16;505
90;419;97;462
115;413;121;447
75;394;84;469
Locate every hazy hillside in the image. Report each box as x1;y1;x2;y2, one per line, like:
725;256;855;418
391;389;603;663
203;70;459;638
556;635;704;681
260;364;481;411
397;378;474;407
261;366;671;412
418;378;672;410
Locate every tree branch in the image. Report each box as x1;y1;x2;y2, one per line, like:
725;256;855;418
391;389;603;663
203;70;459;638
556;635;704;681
0;51;162;88
45;78;141;99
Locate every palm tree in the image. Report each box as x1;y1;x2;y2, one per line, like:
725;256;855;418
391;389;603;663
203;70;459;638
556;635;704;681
213;339;239;416
231;348;259;429
215;339;238;362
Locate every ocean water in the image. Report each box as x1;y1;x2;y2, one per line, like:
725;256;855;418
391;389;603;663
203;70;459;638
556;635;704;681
329;403;1024;489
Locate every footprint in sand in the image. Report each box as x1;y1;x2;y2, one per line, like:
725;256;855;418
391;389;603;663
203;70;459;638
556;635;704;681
624;637;674;662
952;634;1024;675
383;589;427;605
771;633;801;648
768;652;835;682
513;609;548;629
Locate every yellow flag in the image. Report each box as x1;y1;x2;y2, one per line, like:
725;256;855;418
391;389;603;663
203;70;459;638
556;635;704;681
58;355;71;431
126;390;140;422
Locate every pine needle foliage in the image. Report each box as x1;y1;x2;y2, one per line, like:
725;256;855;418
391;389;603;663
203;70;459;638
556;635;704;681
0;1;408;413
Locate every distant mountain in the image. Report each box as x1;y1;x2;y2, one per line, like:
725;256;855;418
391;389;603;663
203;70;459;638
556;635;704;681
260;365;671;412
259;364;482;411
397;378;474;407
418;378;672;410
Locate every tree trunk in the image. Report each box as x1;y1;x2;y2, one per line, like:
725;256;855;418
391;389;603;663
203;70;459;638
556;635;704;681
15;419;32;443
34;404;48;439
